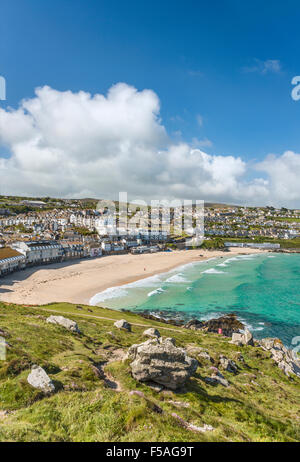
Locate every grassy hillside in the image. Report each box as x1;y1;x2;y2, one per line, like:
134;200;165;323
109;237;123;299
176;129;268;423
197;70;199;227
0;302;299;442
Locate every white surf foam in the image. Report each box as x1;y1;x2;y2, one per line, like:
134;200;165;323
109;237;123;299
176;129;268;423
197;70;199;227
202;268;226;274
147;287;165;297
89;286;128;305
166;272;189;283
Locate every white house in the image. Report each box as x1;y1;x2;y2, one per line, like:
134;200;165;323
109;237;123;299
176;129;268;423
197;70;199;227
0;247;26;277
11;241;64;265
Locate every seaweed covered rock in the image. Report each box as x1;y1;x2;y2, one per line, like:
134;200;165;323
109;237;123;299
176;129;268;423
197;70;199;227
184;319;204;330
128;337;198;390
202;313;244;337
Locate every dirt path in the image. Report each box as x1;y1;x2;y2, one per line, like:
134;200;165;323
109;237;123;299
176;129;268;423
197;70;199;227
37;307;186;334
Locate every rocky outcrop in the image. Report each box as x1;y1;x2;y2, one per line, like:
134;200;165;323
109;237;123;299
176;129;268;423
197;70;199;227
219;355;238;373
114;319;131;331
46;315;80;333
231;329;254;346
143;328;161;338
202;314;244;337
258;338;300;378
128;337;198;390
184;319;204;330
27;365;55;393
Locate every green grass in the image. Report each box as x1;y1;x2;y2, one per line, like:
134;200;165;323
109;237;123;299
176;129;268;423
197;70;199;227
0;302;299;442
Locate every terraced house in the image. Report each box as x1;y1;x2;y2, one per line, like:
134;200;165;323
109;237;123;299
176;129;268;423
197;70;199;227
0;247;26;277
10;241;64;266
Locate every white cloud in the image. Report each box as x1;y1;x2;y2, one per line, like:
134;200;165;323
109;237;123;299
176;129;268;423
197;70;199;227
242;59;282;75
196;114;203;127
0;83;299;208
191;137;213;149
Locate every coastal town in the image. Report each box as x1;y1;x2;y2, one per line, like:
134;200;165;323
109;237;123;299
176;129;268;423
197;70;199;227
0;195;299;278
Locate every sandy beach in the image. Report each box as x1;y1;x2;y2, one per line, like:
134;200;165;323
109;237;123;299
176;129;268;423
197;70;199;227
0;248;267;306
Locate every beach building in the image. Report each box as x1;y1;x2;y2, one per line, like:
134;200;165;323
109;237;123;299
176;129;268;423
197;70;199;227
0;247;26;277
86;242;102;257
10;241;64;265
61;242;86;260
224;242;280;250
101;242;112;252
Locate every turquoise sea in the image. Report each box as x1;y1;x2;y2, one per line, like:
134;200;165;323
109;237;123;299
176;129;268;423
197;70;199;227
90;253;300;346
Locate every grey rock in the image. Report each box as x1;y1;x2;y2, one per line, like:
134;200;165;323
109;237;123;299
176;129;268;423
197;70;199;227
258;338;300;378
186;345;213;362
219;355;238;373
129;390;145;398
231;333;244;346
46;315;80;333
27;365;55;393
278;360;300;378
231;329;254;346
205;370;229;387
143;328;161;338
114;319;131;332
243;329;254;346
128;337;198;390
171;412;214;433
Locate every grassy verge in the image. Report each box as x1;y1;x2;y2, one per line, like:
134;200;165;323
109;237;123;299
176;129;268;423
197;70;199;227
0;302;299;442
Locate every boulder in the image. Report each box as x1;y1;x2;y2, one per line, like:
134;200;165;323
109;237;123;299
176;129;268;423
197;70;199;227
128;337;198;390
243;329;254;346
278;360;300;378
46;315;80;333
231;333;244;346
114;319;131;332
231;329;254;346
27;365;55;393
143;328;161;338
204;370;229;387
219;355;238;373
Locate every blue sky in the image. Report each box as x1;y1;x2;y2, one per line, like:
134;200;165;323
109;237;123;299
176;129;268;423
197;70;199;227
0;0;300;206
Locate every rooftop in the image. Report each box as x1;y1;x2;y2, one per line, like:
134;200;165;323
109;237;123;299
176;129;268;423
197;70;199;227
0;247;24;261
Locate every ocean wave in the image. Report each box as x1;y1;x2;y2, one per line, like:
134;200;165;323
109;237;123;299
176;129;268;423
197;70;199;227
147;287;165;297
201;268;226;274
90;286;128;304
166;273;189;283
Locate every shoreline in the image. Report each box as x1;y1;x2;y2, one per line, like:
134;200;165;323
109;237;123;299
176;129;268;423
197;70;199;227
0;248;267;306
